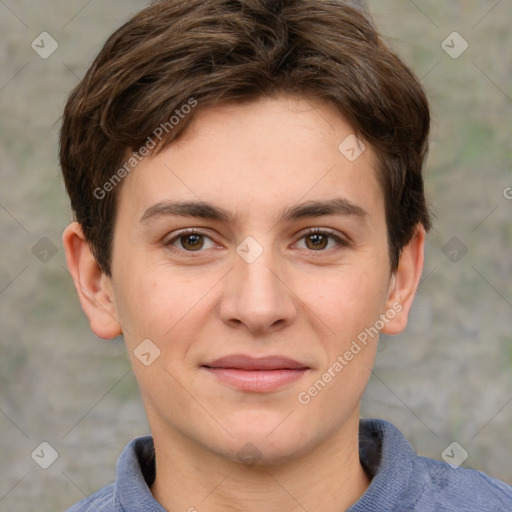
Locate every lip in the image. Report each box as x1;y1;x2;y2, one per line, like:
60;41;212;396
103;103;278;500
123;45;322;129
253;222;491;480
201;354;310;392
203;354;309;370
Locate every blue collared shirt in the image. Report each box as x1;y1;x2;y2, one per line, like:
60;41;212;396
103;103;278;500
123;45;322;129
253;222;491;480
65;418;512;511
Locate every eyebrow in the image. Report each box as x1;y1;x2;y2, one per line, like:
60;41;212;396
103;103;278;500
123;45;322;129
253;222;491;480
139;197;368;225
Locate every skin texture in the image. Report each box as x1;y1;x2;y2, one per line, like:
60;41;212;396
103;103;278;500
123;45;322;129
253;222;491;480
63;94;425;512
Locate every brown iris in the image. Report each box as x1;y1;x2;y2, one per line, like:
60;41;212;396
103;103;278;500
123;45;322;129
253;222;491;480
180;233;204;251
305;233;329;250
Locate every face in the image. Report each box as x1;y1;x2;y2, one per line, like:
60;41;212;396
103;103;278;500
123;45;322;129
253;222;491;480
89;95;416;464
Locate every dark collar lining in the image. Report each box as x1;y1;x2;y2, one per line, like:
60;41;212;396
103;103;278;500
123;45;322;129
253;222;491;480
358;421;383;479
134;437;156;487
134;420;384;488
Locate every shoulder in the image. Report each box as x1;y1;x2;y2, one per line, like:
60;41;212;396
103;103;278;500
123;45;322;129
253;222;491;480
407;454;512;511
64;435;157;512
65;483;119;512
356;418;512;512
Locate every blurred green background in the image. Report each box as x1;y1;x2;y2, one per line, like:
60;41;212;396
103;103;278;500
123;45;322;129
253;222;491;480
0;1;511;510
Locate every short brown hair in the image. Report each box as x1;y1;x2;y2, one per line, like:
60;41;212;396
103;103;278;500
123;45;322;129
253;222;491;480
59;0;432;275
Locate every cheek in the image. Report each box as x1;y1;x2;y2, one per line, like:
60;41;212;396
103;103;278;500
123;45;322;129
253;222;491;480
111;256;168;341
115;263;218;348
302;275;387;397
303;265;390;340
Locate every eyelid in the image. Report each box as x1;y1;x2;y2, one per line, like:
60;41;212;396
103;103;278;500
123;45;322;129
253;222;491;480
295;227;351;249
163;228;217;247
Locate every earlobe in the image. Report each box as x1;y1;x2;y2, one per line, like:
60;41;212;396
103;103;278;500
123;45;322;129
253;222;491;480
381;224;426;335
62;222;122;339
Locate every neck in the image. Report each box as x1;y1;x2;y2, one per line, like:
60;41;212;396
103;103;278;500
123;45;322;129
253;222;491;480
150;413;371;512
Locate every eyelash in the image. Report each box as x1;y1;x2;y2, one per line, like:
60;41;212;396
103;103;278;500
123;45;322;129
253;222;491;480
164;227;350;255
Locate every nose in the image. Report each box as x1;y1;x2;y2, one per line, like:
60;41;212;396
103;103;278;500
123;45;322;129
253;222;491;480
219;243;297;337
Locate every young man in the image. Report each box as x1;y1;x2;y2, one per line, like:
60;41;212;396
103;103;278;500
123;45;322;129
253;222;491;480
60;0;512;510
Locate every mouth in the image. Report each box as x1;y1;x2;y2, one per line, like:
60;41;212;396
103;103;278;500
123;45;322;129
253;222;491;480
201;354;310;392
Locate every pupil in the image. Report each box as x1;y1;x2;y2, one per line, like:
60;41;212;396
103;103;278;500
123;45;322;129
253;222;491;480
308;234;327;250
183;234;203;250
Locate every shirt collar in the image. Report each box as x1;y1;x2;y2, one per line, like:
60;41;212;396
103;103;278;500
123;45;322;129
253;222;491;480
114;418;415;511
348;418;415;511
115;435;165;512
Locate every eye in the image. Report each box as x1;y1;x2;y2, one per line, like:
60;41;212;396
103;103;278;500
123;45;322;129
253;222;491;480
164;227;349;255
296;228;349;251
164;229;217;252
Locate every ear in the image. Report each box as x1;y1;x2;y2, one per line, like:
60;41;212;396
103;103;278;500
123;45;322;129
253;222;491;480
62;221;122;339
381;224;426;335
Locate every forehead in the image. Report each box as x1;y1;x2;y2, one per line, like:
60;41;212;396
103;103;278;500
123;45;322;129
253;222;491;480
117;94;384;227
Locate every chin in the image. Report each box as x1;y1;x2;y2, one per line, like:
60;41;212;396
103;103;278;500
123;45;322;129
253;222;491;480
217;422;316;467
